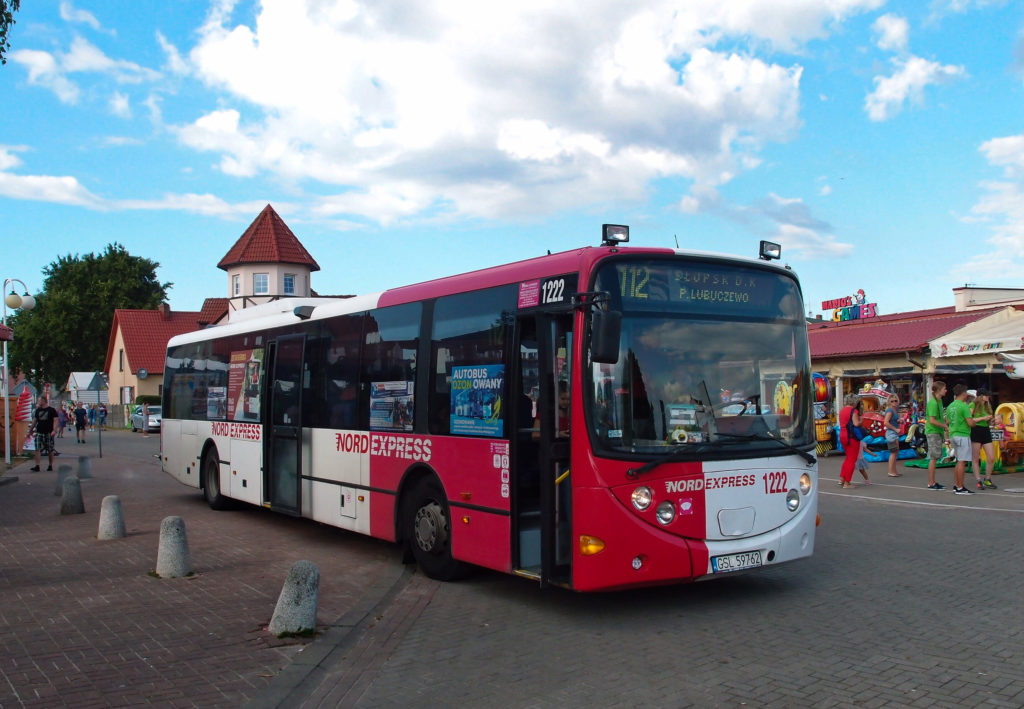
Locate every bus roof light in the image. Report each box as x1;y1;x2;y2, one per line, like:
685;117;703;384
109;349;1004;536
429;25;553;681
602;224;629;246
759;240;782;261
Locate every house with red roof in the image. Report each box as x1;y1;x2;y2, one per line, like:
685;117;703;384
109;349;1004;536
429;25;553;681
104;301;227;403
103;203;333;404
809;287;1024;412
219;204;320;318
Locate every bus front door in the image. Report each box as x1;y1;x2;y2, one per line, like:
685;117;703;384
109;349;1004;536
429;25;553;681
266;334;305;515
513;313;572;587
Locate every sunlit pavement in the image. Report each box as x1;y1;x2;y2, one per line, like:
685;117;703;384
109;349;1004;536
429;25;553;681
3;434;1024;708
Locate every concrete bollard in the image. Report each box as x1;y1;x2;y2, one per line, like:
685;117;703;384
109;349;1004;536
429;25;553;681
77;456;92;479
60;476;85;515
155;516;193;578
54;465;73;496
268;560;320;636
97;495;126;540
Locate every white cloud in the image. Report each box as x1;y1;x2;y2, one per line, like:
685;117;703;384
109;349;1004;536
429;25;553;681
109;92;131;118
865;55;965;121
964;134;1024;273
980;134;1024;175
59;2;101;30
775;223;854;258
115;193;276;219
0;145;28;171
63;37;161;83
179;0;878;224
0;171;105;208
872;14;909;52
102;136;143;147
11;49;80;103
156;31;189;75
11;38;161;105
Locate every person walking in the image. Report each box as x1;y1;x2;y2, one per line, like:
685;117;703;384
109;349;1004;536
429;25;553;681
56;406;67;438
947;384;974;495
883;394;903;478
28;395;59;472
87;404;96;431
73;402;88;444
924;380;949;490
969;388;997;490
838;394;863;489
99;403;107;431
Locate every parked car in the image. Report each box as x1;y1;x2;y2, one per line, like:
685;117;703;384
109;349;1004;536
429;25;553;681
130;406;162;432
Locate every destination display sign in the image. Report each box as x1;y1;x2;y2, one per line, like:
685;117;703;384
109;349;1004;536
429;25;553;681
594;260;802;319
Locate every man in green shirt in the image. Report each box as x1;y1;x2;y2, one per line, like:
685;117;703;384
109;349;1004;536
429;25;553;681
946;383;974;495
924;381;948;490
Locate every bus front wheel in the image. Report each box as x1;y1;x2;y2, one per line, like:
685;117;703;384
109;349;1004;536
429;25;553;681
404;477;468;581
203;449;229;510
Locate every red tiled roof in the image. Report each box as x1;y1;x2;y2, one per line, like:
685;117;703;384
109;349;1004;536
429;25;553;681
0;323;11;341
197;297;229;326
103;307;204;376
217;204;320;271
809;306;998;358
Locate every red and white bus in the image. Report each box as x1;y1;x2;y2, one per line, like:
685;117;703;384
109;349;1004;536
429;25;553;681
161;227;817;591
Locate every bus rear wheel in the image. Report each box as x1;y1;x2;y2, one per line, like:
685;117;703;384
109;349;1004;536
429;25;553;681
404;477;468;581
203;448;229;510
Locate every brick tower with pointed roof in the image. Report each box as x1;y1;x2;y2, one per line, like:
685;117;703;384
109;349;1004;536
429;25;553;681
218;204;320;313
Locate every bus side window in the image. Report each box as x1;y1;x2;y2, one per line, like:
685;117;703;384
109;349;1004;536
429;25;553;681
429;286;515;437
363;304;421;432
324;313;365;430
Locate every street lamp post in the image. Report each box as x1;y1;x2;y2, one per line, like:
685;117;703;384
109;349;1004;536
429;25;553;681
3;279;36;466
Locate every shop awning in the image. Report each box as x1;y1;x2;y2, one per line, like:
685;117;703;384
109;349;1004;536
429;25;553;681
928;306;1024;358
996;353;1024;379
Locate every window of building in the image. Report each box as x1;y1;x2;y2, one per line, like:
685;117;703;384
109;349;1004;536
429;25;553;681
253;273;269;295
232;274;240;296
119;349;124;372
283;273;295;295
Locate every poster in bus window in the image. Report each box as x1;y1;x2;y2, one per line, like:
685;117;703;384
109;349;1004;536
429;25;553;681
227;348;263;421
370;381;414;432
207;386;227;420
450;364;504;437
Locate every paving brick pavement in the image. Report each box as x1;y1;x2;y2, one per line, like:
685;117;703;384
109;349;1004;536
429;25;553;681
0;432;406;708
294;455;1024;708
6;438;1024;708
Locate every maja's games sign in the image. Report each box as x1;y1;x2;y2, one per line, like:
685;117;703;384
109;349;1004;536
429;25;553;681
821;289;878;322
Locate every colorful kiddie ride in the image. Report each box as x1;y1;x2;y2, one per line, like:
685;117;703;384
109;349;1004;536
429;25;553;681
811;373;835;456
836;380;922;461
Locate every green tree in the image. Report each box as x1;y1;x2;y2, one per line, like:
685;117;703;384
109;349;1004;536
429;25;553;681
8;243;172;389
0;1;21;66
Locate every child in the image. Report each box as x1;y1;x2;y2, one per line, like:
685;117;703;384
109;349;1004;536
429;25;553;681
855;439;871;485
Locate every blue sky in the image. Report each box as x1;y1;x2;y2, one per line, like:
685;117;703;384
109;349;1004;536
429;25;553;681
1;0;1022;318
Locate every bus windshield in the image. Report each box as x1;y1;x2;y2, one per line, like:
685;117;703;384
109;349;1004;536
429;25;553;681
588;258;813;457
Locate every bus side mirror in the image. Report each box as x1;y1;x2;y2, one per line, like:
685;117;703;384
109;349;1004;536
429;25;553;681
591;309;621;364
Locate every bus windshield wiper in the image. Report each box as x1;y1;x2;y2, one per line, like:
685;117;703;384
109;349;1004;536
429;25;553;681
626;443;713;480
713;431;816;465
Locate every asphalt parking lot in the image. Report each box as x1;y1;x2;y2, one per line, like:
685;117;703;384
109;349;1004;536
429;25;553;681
3;433;1024;708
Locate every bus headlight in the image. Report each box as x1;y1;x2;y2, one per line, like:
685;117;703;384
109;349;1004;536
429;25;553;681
786;489;800;512
799;473;812;495
655;501;676;525
631;486;653;511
